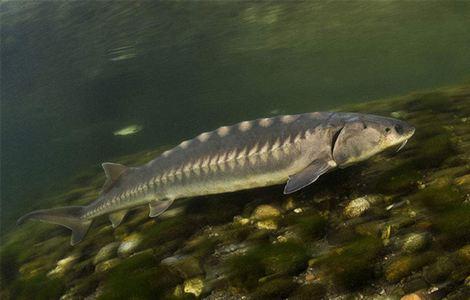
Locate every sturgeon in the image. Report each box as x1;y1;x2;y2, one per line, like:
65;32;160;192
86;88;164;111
18;112;415;245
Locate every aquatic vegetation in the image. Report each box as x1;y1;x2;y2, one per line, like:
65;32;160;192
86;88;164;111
384;252;436;283
318;236;383;290
227;241;309;289
99;251;180;300
8;273;65;300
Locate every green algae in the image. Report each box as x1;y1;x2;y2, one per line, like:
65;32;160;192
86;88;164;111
384;251;437;283
289;283;327;300
8;273;65;300
433;206;470;246
284;211;327;241
318;236;383;290
99;251;180;300
410;184;462;212
412;133;456;169
228;241;309;289
251;277;298;300
374;161;422;194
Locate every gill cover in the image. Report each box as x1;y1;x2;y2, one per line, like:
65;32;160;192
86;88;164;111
332;121;382;167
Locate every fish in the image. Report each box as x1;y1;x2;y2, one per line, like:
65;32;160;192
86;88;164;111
113;124;143;136
17;112;415;245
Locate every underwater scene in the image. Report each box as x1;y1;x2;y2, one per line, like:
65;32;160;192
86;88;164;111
1;1;470;300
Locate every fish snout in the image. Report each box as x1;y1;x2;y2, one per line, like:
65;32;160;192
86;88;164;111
394;120;415;139
393;120;415;152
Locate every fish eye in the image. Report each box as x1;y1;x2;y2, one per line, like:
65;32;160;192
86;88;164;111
385;127;391;133
394;124;404;135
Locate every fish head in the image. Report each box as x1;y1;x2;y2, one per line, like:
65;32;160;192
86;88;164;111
332;113;415;167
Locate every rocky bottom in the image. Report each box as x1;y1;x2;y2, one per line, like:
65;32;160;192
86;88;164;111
1;84;470;300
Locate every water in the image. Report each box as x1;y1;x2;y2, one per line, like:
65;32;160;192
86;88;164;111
1;2;470;299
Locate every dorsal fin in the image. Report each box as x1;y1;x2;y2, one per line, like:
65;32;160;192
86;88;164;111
101;162;127;193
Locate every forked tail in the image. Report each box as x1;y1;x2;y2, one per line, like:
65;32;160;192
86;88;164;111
17;206;93;246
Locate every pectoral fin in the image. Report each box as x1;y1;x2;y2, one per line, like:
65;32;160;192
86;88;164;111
109;210;128;228
284;160;336;194
149;199;174;218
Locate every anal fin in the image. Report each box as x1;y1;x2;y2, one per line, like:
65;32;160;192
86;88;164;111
109;210;128;228
149;199;174;218
284;159;336;194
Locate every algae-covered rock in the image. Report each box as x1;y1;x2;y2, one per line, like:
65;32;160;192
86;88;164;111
250;277;297;300
343;196;371;218
289;283;327;300
318;236;383;290
117;233;142;257
400;232;431;254
255;219;278;230
47;254;79;277
384;252;436;283
251;204;281;220
227;241;308;289
183;277;204;297
93;242;120;265
344;200;371;219
95;258;121;273
161;255;203;279
422;255;456;284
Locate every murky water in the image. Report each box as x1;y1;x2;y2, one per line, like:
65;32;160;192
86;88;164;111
1;2;470;299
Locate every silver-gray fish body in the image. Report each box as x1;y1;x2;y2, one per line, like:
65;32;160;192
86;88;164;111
18;111;415;245
83;112;340;219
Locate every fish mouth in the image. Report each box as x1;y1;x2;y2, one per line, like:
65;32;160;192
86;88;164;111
396;126;415;152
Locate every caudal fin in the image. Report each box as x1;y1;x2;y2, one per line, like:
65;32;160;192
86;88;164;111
17;206;93;246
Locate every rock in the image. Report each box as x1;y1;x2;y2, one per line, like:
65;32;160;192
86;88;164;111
390;111;408;119
183;277;204;297
401;232;430;253
93;242;120;265
282;197;296;211
444;285;470;300
385;253;435;283
161;255;203;279
251;277;297;299
233;215;250;226
95;258;121;272
117;233;142;257
289;283;326;300
454;174;470;187
457;245;470;262
343;196;371;218
400;292;426;300
251;205;281;220
255;219;278;230
423;256;456;284
403;276;428;294
172;284;184;297
47;255;79;277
